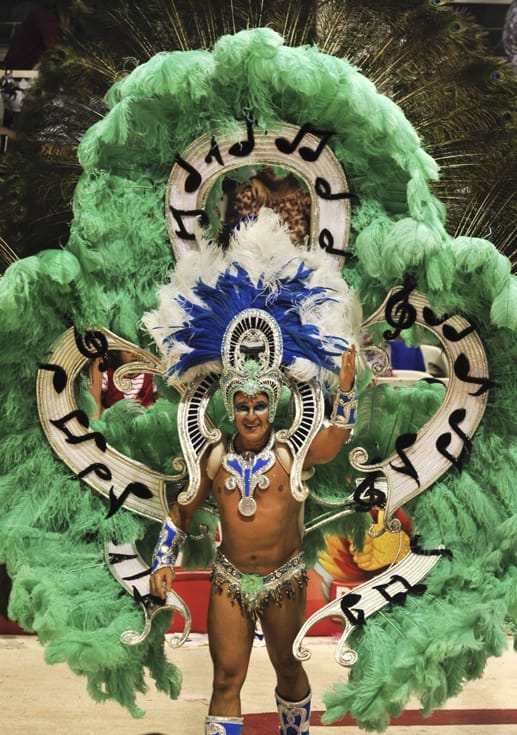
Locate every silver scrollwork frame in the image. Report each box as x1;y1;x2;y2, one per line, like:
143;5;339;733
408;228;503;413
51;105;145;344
356;288;490;522
36;327;185;521
166;122;351;267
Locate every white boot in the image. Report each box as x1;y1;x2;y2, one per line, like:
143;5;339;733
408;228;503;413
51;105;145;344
204;715;244;734
275;688;311;734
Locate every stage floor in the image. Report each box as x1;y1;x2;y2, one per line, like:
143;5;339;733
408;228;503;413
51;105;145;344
1;633;516;734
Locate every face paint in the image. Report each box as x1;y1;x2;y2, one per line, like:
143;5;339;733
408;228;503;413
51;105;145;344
233;392;270;449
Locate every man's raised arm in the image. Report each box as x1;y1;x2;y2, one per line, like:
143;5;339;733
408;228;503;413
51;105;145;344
303;344;357;468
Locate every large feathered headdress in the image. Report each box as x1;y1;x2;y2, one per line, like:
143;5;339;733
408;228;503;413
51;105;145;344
143;208;362;408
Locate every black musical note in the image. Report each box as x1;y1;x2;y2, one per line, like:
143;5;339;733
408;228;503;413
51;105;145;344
122;568;151;582
315;177;353;201
353;475;387;510
228;119;255;157
175;154;202;193
442;323;476;342
74;329;108;362
106;481;154;518
133;586;149;605
373;574;427;606
38;363;67;394
383;278;417;339
436;408;472;472
453;354;495;396
318;228;346;257
411;535;453;558
169;206;209;240
389;433;420;485
108;550;137;565
77;463;112;482
423;307;449;327
275;123;333;162
339;592;366;626
205;137;225;166
50;410;107;452
137;588;161;606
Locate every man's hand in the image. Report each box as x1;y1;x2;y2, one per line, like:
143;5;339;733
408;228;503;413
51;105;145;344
339;343;356;392
150;566;175;600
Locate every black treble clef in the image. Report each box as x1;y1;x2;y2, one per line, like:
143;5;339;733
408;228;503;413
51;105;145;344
383;277;418;340
75;329;109;367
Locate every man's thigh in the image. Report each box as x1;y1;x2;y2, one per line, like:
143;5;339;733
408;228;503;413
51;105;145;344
207;584;255;674
259;589;307;665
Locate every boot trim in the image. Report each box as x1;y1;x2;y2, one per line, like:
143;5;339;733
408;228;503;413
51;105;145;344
205;714;244;735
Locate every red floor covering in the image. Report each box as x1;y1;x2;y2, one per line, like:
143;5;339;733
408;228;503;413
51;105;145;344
243;709;517;733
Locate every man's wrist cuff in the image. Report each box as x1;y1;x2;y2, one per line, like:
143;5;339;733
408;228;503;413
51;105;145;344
151;516;187;573
330;385;358;428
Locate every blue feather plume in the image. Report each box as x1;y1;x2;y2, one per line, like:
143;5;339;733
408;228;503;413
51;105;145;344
163;261;349;378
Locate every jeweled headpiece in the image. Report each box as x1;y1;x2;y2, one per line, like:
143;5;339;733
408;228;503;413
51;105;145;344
220;309;284;422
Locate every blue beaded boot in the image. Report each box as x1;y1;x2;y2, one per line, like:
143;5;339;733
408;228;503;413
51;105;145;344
275;688;311;734
204;715;244;734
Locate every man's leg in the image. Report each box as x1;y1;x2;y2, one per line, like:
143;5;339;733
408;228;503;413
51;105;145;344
260;590;311;733
260;589;309;701
207;583;255;719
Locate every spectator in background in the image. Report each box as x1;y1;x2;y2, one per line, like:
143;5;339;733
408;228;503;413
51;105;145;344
388;335;426;372
1;2;81;146
2;3;59;70
1;1;80;70
224;165;311;247
89;350;157;419
361;330;426;377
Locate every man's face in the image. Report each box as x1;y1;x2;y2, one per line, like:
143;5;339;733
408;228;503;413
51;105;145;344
233;391;270;446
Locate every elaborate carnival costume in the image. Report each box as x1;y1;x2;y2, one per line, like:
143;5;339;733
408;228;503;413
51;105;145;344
0;13;516;735
143;209;361;733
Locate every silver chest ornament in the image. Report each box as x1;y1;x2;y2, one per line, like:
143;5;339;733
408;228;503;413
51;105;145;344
223;432;276;517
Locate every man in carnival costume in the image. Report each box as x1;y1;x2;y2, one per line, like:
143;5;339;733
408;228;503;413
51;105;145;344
145;209;361;735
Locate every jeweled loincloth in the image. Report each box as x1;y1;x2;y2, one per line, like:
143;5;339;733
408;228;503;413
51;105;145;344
211;549;308;618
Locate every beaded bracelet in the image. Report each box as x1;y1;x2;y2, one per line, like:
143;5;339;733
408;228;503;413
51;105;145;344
151;516;187;573
329;385;358;429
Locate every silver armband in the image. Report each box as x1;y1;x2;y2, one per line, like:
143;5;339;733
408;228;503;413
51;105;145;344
330;385;358;428
151;516;187;573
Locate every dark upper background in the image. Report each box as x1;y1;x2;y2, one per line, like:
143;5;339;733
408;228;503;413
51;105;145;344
0;1;513;63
